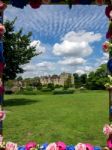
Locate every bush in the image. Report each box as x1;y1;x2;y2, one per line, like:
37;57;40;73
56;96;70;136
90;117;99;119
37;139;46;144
15;90;37;95
25;87;33;91
41;87;52;92
53;88;74;95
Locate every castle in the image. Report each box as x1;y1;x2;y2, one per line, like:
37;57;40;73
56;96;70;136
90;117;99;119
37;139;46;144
40;72;74;86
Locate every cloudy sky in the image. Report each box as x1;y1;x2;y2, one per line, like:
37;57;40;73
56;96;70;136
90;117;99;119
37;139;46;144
4;5;109;78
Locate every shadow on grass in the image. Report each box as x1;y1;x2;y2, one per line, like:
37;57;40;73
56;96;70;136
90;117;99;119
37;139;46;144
4;98;40;107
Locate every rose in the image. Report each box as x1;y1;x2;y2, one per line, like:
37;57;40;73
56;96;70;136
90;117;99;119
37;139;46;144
103;124;112;136
0;24;5;37
56;142;66;150
6;142;17;150
29;0;41;9
46;143;57;150
102;41;110;52
0;1;7;12
85;144;94;150
0;111;6;121
25;142;37;150
107;135;112;148
75;143;86;150
105;6;112;19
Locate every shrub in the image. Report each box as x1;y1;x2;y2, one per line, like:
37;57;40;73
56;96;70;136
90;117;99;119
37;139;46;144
53;88;74;95
41;87;52;92
15;90;37;95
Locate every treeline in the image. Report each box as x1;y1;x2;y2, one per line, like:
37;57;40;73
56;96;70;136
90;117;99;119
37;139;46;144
74;64;108;90
5;64;109;92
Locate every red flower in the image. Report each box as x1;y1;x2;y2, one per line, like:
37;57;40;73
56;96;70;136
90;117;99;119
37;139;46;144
105;6;112;19
0;63;4;73
0;1;7;12
96;0;103;5
102;41;110;52
0;24;5;37
29;0;42;9
106;31;112;39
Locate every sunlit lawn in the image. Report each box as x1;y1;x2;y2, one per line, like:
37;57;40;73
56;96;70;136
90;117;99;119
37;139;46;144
3;91;108;146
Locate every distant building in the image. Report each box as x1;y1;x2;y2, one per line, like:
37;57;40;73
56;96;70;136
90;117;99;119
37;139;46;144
40;72;74;86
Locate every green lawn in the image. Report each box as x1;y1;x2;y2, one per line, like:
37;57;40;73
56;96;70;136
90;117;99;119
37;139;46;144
3;91;109;146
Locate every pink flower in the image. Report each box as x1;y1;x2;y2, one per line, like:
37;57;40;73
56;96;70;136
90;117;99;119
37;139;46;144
25;141;37;150
46;143;57;150
85;144;94;150
107;136;112;148
103;124;112;136
0;24;5;37
0;111;6;121
6;142;17;150
75;143;86;150
56;142;66;150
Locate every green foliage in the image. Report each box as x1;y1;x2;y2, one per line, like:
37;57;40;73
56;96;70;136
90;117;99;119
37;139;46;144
73;64;108;90
64;75;72;89
47;83;54;90
3;19;37;81
86;64;108;90
80;74;87;86
73;73;81;88
41;87;52;92
53;88;74;94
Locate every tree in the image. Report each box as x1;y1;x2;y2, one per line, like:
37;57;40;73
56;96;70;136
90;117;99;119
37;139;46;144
86;64;108;90
3;19;39;81
47;83;54;90
64;75;72;89
80;74;87;87
73;73;81;88
16;76;23;81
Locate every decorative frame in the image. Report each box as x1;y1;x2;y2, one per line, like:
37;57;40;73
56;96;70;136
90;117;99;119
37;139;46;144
0;1;112;150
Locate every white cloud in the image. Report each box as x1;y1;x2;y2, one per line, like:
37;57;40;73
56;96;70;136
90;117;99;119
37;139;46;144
100;53;109;64
36;61;55;71
30;40;46;54
75;70;85;75
58;57;86;65
22;63;36;72
95;53;109;67
53;31;102;57
61;31;102;43
22;61;55;78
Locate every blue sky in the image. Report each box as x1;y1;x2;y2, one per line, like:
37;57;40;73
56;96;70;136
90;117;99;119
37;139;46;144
4;5;109;78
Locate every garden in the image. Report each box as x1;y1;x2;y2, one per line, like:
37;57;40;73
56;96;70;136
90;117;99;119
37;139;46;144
4;90;108;146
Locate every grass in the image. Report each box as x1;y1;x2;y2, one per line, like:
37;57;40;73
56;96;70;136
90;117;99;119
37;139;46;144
3;90;109;146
